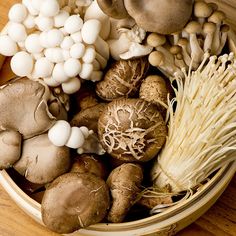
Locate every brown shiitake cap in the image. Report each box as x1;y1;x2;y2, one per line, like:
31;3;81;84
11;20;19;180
148;51;164;67
97;0;129;19
124;0;194;34
42;173;110;234
184;21;202;34
194;1;213;18
147;33;166;47
203;22;216;34
208;10;226;24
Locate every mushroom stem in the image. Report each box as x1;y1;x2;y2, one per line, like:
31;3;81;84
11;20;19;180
216;24;230;55
227;28;236;55
170;32;181;45
170;46;186;70
94;36;110;59
208;10;226;54
184;21;204;65
203;22;216;52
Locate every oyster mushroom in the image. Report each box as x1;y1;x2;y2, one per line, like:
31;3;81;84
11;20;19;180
97;0;129;19
0;77;58;139
98;99;167;162
124;0;193;34
96;57;149;101
41;172;110;234
107;163;143;223
0;130;22;169
14;134;70;184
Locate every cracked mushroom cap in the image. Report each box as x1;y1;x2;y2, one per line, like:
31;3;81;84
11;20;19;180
97;0;129;19
0;77;58;139
124;0;194;34
0;130;22;169
14;134;70;184
41;172;110;234
98;98;167;162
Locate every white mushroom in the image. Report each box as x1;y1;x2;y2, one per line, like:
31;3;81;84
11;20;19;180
44;48;64;63
120;42;153;60
79;63;93;79
95;52;107;69
81;19;101;44
8;3;28;23
64;15;83;34
60;36;74;50
47;29;64;48
54;10;70;28
94;36;110;60
34;57;54;78
62;77;81;94
70;43;86;59
64;58;82;77
35;15;54;31
216;24;230;55
0;35;18;56
25;33;43;53
82;46;96;63
8;22;27;42
40;0;60;17
52;63;69;83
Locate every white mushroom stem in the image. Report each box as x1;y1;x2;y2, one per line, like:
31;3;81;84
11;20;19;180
120;43;153;60
177;38;192;67
208;11;226;54
119;25;146;44
170;32;180;45
203;22;216;52
94;36;110;60
169;45;186;70
95;52;107;69
227;28;236;55
107;33;131;60
185;21;204;65
216;24;230;55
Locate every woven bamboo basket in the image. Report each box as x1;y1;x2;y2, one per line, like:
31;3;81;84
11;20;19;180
0;0;236;235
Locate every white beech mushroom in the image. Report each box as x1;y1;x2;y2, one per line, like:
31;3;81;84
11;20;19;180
107;163;143;223
0;78;60;139
96;57;149;101
0;131;22;169
123;0;194;34
14;134;70;184
41;172;110;234
98;99;167;162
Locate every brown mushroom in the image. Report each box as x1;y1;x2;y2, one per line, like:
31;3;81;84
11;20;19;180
139;75;169;117
0;77;59;139
98;99;167;162
70;154;108;179
71;103;106;133
0;130;21;169
96;57;149;101
41;172;110;234
14;134;70;184
97;0;129;19
107;163;143;223
124;0;194;34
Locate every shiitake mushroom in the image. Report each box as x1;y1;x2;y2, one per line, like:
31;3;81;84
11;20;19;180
98;98;167;162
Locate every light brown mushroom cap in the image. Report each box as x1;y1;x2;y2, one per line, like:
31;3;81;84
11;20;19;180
208;11;226;24
169;45;182;55
107;163;143;223
14;134;70;184
147;33;166;47
98;98;167;162
97;0;129;19
0;130;21;169
178;38;189;47
124;0;194;34
220;24;230;33
203;22;216;34
148;51;164;67
0;78;57;139
194;1;213;18
42;172;110;234
184;21;202;34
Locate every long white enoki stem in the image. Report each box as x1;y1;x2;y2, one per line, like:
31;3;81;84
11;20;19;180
151;53;236;193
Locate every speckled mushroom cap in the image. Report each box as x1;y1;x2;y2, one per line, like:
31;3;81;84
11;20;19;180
41;172;110;234
98;98;167;162
124;0;194;34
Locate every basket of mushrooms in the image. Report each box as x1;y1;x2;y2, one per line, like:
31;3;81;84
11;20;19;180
0;0;236;235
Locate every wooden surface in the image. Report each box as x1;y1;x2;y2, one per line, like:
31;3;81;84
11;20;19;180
0;0;236;236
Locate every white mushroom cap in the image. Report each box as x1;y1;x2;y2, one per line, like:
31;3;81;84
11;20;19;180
35;15;54;31
25;33;43;53
70;43;85;59
52;63;69;83
47;29;64;48
82;46;96;64
40;0;60;17
48;120;71;147
64;15;83;34
54;10;70;28
81;19;101;44
8;22;27;42
64;58;82;77
62;77;81;94
0;35;18;56
65;127;85;149
11;51;34;76
79;63;93;79
60;36;74;50
34;57;54;78
8;3;28;23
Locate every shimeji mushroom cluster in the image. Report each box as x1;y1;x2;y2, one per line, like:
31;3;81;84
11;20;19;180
148;1;231;78
0;0;110;94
